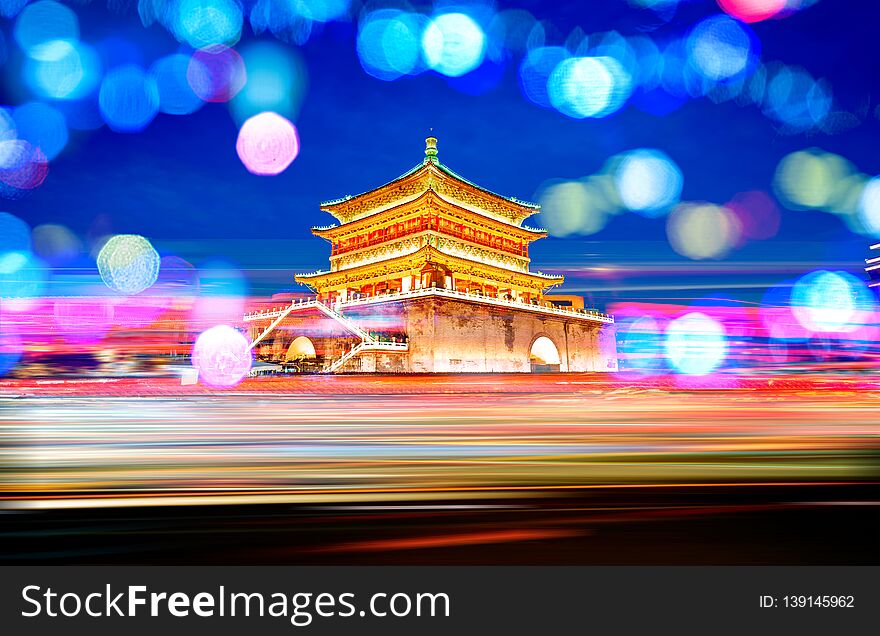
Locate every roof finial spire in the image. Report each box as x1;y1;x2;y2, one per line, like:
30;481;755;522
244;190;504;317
425;133;438;158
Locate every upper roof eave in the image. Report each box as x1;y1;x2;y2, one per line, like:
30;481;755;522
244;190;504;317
319;161;427;209
432;160;541;209
312;188;548;239
318;156;541;217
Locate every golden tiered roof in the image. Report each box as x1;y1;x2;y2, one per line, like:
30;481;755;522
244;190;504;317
318;137;542;228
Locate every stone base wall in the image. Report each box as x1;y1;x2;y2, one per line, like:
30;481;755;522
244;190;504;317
340;297;618;373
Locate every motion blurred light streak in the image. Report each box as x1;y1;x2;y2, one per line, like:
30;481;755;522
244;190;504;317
1;383;878;509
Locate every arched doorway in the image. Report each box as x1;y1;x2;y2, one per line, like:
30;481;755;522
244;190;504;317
530;336;561;372
284;336;318;373
286;336;316;362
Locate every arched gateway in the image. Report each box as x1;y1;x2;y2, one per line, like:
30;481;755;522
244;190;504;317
285;336;317;362
530;336;561;373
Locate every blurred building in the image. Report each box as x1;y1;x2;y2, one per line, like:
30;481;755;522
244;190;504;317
866;243;880;290
244;137;617;373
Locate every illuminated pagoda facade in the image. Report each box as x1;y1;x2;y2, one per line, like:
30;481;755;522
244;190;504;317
244;138;617;373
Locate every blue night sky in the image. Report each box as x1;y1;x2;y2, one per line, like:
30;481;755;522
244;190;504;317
2;0;879;306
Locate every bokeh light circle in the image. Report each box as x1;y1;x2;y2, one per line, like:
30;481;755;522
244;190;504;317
618;314;666;375
0;140;48;191
763;65;830;133
236;111;300;176
357;10;424;81
664;312;727;375
725;190;780;241
96;234;161;295
422;13;486;77
0;0;28;20
760;280;812;344
717;0;786;23
548;57;611;118
538;180;608;237
548;56;631;119
177;0;243;49
98;65;160;132
519;46;569;109
13;101;68;160
231;41;307;124
297;0;350;23
615;149;683;217
0;211;32;253
791;270;870;333
32;223;81;263
25;40;101;100
0;108;14;141
13;0;79;60
150;53;204;115
687;15;757;82
186;46;246;103
487;9;537;59
248;0;315;46
773;149;851;211
667;203;741;260
0;250;47;298
191;324;252;387
857;176;880;237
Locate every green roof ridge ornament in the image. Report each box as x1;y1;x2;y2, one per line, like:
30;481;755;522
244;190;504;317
425;135;438;158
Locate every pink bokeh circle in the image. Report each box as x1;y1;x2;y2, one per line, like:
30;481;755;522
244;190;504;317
235;111;300;176
186;46;246;103
191;324;252;387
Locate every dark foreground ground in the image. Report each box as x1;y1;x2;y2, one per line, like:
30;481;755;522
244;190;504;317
2;485;878;564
